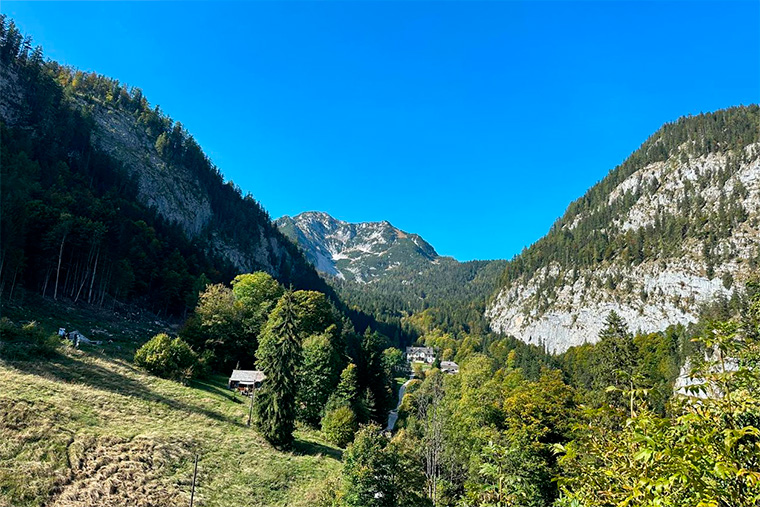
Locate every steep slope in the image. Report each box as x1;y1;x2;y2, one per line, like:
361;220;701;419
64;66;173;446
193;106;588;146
276;211;438;282
0;20;329;315
0;59;308;277
487;106;760;353
0;348;341;507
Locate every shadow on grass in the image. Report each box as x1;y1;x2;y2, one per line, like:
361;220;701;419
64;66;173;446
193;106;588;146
190;376;243;404
8;353;244;427
292;439;343;461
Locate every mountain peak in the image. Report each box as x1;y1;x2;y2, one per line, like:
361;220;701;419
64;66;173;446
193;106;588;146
275;212;438;282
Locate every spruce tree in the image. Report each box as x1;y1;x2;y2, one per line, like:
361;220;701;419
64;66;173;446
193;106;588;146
592;311;639;409
254;290;302;448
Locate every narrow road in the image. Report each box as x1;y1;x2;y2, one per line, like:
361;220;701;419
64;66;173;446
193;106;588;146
386;378;413;432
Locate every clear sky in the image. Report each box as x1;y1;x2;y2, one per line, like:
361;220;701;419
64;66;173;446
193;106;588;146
4;1;759;261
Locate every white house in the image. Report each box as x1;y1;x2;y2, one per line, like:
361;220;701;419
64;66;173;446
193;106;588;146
406;346;435;364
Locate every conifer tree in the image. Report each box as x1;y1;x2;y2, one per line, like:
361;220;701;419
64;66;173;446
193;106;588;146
254;290;302;448
592;311;639;410
326;363;360;409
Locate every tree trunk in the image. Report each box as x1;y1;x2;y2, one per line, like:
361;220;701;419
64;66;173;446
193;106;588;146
88;247;99;304
74;265;89;303
8;264;20;301
54;233;67;300
42;266;52;298
0;253;5;288
69;259;80;297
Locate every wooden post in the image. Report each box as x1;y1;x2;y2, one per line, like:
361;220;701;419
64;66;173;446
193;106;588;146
190;454;198;507
247;385;255;426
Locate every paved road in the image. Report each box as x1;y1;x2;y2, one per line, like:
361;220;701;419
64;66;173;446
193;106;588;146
386;378;414;432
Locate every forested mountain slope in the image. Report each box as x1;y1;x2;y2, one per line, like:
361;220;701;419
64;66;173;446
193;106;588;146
277;211;506;332
487;106;760;352
0;17;329;315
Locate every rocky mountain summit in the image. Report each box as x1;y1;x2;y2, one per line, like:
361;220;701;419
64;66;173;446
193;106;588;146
277;212;506;318
276;212;439;282
487;107;760;353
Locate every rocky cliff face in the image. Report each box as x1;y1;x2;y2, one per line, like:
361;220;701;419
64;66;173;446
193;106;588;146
487;108;760;353
276;212;438;282
83;100;214;238
0;60;306;279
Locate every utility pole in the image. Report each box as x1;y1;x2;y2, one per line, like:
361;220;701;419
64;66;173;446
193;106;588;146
189;454;198;507
247;384;256;426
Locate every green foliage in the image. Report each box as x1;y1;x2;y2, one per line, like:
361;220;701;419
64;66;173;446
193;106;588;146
560;314;694;416
398;354;576;507
470;438;552;507
556;279;760;506
133;333;198;383
327;363;360;407
0;318;59;360
292;290;340;337
590;311;639;409
186;283;246;370
382;347;405;378
232;272;284;335
0;15;339;322
321;405;357;448
255;291;302;449
180;273;286;372
298;329;343;426
341;425;430;507
333;259;507;339
360;330;394;424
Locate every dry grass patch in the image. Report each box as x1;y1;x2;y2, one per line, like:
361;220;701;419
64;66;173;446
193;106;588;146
0;348;341;507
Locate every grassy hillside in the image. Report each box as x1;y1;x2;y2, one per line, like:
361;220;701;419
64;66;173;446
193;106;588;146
0;345;341;506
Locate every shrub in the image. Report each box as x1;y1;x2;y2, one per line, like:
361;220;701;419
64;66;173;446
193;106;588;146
0;318;60;360
321;405;357;447
134;333;198;382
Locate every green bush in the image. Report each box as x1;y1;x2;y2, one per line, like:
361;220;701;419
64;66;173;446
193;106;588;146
0;318;60;360
321;405;357;447
134;333;198;382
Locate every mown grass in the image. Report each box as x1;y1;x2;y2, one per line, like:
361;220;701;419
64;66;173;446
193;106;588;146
0;347;342;506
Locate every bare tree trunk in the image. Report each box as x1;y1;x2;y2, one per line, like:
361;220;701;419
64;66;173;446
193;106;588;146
8;264;20;301
0;253;5;288
88;247;99;304
53;234;67;300
69;260;80;297
419;373;444;505
74;265;89;303
42;266;52;298
100;264;112;308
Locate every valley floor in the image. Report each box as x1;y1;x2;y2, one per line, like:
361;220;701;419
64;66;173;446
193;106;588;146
0;347;341;507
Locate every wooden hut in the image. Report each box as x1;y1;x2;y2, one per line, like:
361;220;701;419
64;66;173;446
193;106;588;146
228;369;266;394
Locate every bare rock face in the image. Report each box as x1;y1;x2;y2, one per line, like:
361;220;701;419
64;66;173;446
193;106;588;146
84;101;213;238
0;63;24;125
487;124;760;353
276;211;438;283
0;60;302;278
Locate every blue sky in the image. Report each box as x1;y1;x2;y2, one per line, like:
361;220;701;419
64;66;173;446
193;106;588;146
4;1;759;261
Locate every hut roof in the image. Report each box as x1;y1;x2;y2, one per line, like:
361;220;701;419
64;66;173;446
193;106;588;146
229;370;266;384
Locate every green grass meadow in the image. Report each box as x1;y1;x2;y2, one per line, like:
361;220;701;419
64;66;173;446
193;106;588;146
0;298;342;507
